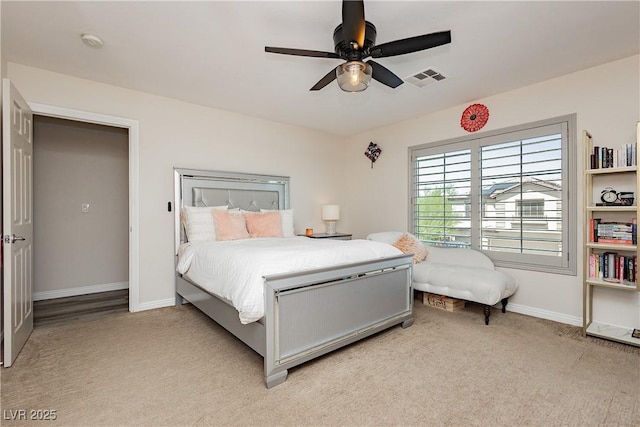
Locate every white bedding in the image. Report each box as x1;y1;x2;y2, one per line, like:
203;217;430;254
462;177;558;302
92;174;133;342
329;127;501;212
176;237;403;324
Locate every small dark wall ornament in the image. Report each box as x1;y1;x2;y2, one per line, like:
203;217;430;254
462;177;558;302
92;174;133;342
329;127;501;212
364;142;382;168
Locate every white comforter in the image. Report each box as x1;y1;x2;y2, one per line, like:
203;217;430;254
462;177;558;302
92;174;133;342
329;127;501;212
176;237;402;324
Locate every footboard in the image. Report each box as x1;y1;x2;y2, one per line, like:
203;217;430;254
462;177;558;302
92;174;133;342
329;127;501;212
262;253;413;388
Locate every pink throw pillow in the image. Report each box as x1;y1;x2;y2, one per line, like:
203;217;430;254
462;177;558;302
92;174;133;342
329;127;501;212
212;210;250;241
392;233;428;263
245;211;283;238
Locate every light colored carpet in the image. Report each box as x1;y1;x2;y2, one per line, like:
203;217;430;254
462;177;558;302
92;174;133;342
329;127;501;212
1;301;638;426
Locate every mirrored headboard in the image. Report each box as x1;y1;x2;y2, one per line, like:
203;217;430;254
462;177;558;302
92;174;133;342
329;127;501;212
174;168;290;251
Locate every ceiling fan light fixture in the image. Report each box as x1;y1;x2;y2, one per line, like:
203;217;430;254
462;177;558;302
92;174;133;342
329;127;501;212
336;61;372;92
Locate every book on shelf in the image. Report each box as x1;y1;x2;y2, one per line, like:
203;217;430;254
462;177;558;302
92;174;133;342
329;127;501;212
597;222;633;232
590;218;601;242
591;220;636;244
605;252;615;278
596;238;634;245
590;143;637;169
588;252;637;283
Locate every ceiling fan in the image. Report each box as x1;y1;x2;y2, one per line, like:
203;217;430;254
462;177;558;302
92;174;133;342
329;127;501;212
265;0;451;93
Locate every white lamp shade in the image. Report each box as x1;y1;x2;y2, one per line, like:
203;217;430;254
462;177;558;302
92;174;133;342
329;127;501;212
322;205;340;221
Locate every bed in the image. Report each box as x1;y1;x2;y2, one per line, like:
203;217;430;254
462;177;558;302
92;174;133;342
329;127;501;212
174;168;414;388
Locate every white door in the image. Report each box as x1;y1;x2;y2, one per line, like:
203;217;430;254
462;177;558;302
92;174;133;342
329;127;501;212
2;79;34;367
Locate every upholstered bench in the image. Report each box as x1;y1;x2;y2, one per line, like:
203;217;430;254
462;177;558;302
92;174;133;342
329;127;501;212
367;232;518;325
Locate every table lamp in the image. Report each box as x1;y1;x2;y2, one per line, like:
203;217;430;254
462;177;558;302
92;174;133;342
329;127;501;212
322;205;340;235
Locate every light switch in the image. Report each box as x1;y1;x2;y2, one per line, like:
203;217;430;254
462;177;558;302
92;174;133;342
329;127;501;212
82;203;90;213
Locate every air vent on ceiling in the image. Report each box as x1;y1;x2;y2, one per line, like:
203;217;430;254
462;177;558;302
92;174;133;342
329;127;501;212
405;68;446;88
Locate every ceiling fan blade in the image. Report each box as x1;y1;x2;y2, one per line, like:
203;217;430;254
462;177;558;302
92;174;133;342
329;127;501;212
369;30;451;58
368;61;403;89
265;46;340;59
310;66;339;91
342;0;365;48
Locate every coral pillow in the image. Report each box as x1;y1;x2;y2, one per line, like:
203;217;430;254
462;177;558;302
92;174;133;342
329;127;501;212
245;211;283;238
392;233;428;263
212;210;250;241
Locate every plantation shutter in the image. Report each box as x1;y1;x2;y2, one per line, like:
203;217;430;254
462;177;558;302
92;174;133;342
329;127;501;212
412;144;472;247
478;122;567;268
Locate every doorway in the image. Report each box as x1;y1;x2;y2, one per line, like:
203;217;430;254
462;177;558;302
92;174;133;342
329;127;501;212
29;102;140;313
32;116;129;325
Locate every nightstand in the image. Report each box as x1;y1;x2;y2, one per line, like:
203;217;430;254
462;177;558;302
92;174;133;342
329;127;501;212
300;233;352;241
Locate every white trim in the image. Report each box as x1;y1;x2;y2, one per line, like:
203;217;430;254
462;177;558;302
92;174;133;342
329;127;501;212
33;282;129;301
136;298;176;312
27;102;141;312
501;302;582;327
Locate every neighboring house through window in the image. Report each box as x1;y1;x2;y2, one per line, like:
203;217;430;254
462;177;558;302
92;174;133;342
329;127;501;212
410;114;577;275
517;199;545;218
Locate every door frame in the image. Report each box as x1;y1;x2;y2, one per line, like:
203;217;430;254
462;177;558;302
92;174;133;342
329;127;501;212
29;102;140;312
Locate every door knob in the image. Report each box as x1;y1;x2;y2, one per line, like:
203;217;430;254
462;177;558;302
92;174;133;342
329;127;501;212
3;234;26;244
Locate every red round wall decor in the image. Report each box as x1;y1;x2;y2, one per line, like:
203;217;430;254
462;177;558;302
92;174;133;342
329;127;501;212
460;104;489;132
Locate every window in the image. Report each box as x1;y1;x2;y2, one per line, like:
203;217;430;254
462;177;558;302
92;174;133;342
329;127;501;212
410;115;577;275
517;200;545;218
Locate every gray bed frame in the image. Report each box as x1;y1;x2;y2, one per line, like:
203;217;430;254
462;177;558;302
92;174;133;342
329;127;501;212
174;168;414;388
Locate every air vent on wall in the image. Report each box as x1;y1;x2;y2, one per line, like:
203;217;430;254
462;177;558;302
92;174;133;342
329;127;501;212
405;68;446;88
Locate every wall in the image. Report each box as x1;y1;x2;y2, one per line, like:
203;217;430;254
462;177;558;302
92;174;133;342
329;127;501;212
342;55;640;328
7;62;346;309
33;116;128;298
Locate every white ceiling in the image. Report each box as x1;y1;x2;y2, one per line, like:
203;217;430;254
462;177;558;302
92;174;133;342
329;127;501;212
2;1;639;137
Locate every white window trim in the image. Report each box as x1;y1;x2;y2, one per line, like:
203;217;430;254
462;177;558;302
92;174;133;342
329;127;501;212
409;114;577;275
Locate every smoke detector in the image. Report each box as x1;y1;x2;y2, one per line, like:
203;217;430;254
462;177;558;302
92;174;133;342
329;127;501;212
81;34;104;48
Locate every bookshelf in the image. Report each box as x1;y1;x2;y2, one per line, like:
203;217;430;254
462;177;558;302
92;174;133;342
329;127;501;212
582;124;640;347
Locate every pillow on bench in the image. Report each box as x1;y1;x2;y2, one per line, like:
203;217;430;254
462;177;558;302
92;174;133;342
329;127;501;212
367;231;428;263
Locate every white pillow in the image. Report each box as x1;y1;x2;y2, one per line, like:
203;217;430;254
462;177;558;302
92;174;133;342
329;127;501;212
181;205;227;242
366;231;404;245
261;209;295;237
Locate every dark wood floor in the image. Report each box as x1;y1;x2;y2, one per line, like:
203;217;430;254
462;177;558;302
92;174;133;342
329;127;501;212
34;289;129;327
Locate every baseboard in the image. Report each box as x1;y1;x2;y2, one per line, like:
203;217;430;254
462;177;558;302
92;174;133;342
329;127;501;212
135;298;175;312
501;302;582;327
33;282;129;301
